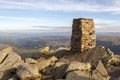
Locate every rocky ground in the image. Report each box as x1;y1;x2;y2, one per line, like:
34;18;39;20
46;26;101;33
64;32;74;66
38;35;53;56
0;46;120;80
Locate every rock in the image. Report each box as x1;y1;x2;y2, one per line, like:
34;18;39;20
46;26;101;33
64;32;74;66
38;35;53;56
66;61;91;72
0;48;21;80
0;47;12;63
66;70;91;80
32;46;54;59
8;77;17;80
96;60;108;76
38;46;49;53
0;51;21;80
0;71;14;80
106;65;120;80
36;56;58;71
109;55;120;66
55;62;67;67
54;47;70;53
25;58;38;64
92;70;110;80
0;52;21;71
59;58;70;64
81;46;109;67
16;62;41;80
41;75;53;80
102;48;114;66
41;61;68;80
53;62;68;79
91;60;110;80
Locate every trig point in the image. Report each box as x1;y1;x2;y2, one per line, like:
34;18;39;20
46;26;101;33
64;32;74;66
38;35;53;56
70;18;96;52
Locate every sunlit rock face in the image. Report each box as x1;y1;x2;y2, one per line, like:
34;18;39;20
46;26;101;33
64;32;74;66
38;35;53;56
71;18;96;52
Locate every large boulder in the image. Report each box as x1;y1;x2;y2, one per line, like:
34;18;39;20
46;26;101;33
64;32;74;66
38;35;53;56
92;70;110;80
53;62;68;79
16;62;41;80
108;55;120;66
32;46;54;59
65;61;91;80
0;47;12;63
0;70;15;80
40;46;50;53
36;56;58;71
0;52;21;71
81;46;114;67
66;61;91;72
42;62;68;80
66;70;91;80
0;48;21;80
102;48;114;66
96;60;108;76
25;58;38;64
91;60;110;80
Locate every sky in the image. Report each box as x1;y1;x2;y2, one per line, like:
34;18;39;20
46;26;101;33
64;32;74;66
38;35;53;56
0;0;120;32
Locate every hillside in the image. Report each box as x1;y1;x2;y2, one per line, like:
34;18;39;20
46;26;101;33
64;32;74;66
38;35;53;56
0;32;120;56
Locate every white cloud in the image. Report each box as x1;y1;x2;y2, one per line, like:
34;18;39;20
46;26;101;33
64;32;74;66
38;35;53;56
94;18;120;31
0;15;119;31
0;0;120;14
0;16;39;21
94;19;115;25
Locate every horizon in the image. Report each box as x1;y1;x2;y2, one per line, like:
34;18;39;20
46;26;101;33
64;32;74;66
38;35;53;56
0;0;120;32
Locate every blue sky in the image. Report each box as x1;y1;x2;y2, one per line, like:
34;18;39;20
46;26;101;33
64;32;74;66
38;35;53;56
0;0;120;32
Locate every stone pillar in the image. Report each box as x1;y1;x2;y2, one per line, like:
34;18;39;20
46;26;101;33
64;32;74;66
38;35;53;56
70;18;96;52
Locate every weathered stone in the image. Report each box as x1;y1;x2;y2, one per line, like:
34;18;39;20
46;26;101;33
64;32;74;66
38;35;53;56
55;62;66;67
38;46;49;53
36;56;58;71
0;47;12;63
91;60;110;80
0;48;21;80
81;46;107;67
53;62;68;79
8;77;17;80
66;70;91;80
17;62;41;80
92;70;110;80
0;71;13;80
96;60;108;76
109;55;120;66
102;48;114;65
66;61;91;72
71;18;96;52
42;75;53;80
25;58;38;64
42;61;68;80
0;52;21;71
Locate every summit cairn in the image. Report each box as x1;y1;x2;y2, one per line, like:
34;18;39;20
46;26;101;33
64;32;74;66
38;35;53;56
71;18;96;52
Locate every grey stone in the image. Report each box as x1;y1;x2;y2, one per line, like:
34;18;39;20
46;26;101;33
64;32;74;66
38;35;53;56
66;61;91;72
17;62;41;80
92;70;110;80
0;52;21;71
66;70;91;80
96;60;108;76
25;58;38;64
0;47;12;63
36;56;58;71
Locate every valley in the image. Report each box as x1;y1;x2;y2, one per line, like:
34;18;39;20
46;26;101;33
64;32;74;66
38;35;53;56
0;31;120;55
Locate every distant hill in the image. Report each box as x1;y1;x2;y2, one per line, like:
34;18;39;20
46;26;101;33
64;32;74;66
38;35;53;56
0;31;120;55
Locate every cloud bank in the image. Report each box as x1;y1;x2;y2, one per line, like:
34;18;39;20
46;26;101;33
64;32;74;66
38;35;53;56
0;0;120;14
